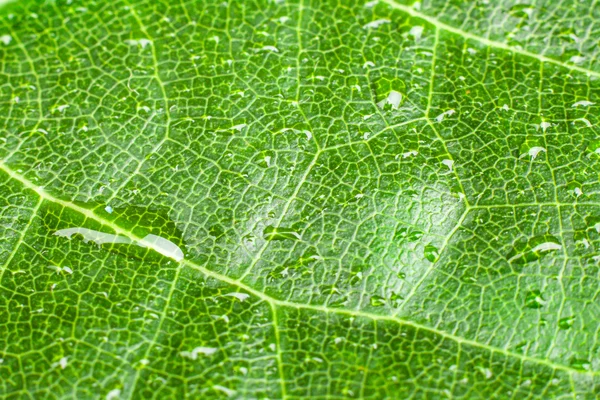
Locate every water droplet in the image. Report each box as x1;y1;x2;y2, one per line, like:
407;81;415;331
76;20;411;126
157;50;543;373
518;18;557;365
58;357;68;369
54;228;184;262
586;139;600;156
125;38;153;49
349;265;367;285
409;26;424;41
508;4;534;19
54;227;132;246
558;315;575;329
570;358;591;371
585;215;600;234
524;290;546;309
321;285;341;295
47;265;73;275
370;295;386;307
267;266;288;282
476;366;493;379
374;77;406;111
570;55;586;64
179;347;218;360
519;137;546;160
396;271;406;279
572;100;594;108
329;295;349;308
514;341;528;350
567;182;583;197
574;230;590;249
263;226;301;241
394;227;424;242
291;249;318;266
390;292;404;306
43;201;186;263
363;19;391;29
506;235;562;264
441;159;454;172
106;389;121;400
424;244;440;262
213;385;236;397
271;248;320;280
556;27;579;43
434;109;456;123
138;234;184;261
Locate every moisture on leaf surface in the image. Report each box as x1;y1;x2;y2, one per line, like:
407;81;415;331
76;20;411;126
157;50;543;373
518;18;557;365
1;0;600;398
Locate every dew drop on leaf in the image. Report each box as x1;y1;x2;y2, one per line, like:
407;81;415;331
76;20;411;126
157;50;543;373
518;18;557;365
321;285;340;295
43;202;186;263
573;230;591;249
585;215;600;234
349;265;366;285
570;358;591;371
476;366;493;379
558;316;575;330
586;139;600;156
394;227;424;242
524;290;545;309
424;244;440;262
374;77;406;110
329;296;349;308
519;137;546;160
370;295;386;307
390;292;404;306
508;4;534;19
506;235;562;264
566;182;583;197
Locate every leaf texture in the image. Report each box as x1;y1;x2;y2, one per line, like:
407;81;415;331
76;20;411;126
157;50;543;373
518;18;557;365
1;0;600;398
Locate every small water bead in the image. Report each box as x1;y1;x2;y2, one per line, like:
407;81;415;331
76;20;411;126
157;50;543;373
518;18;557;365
374;77;406;111
566;181;583;198
370;295;386;307
558;315;575;330
424;244;440;262
179;347;218;360
570;358;591;371
349;265;367;285
506;235;562;264
394;227;424;242
585;215;600;233
508;4;535;19
321;285;341;295
519;137;546;160
524;290;545;309
586;139;600;156
390;292;404;306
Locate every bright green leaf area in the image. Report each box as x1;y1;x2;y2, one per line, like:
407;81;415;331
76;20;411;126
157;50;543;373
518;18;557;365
1;0;600;398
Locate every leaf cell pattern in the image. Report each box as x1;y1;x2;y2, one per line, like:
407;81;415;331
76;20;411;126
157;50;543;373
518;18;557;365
1;0;600;398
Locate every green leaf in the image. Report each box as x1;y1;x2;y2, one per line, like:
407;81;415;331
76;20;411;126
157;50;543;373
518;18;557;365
1;0;599;397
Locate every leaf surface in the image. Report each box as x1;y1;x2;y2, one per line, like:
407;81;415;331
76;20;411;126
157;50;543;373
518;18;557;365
1;0;600;398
